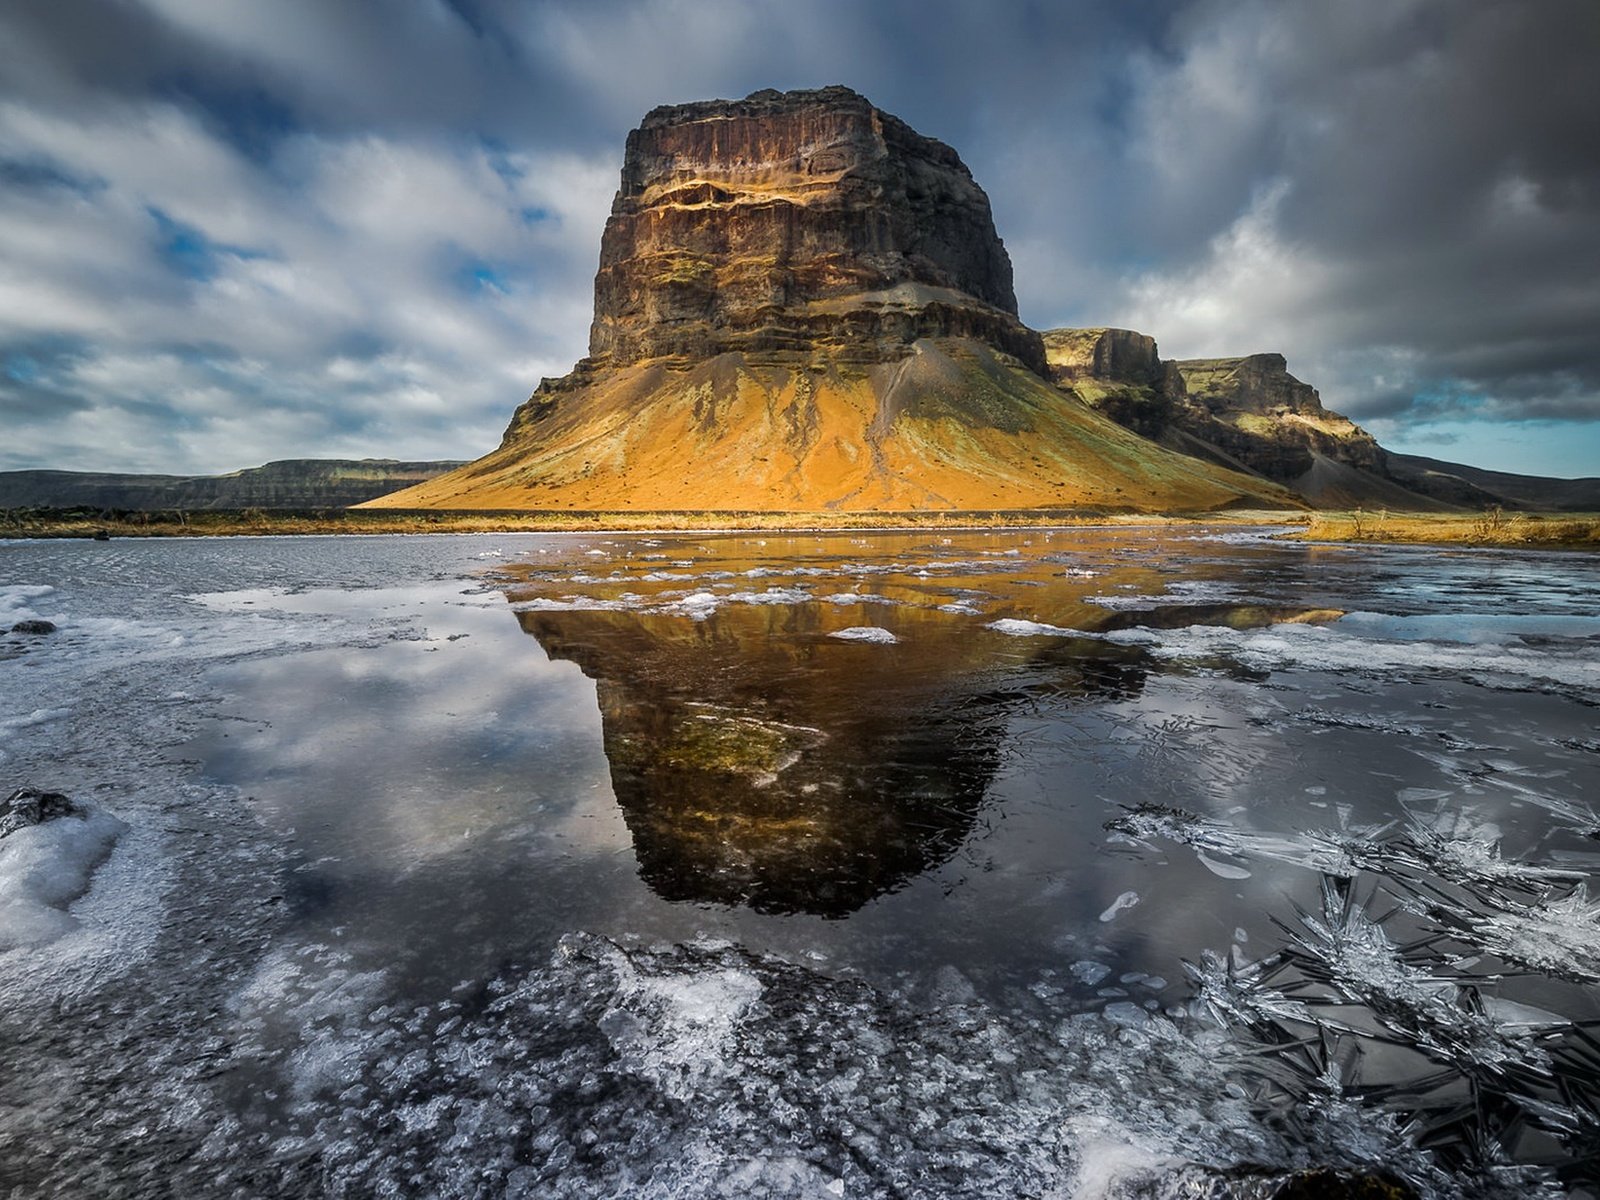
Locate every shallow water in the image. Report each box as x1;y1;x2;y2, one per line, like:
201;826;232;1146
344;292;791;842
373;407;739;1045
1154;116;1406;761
1;528;1597;1197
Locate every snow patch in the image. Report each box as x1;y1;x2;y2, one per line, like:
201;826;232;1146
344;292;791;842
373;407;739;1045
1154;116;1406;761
0;804;126;951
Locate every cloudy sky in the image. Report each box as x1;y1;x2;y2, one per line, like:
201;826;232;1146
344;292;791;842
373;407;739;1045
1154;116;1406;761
2;0;1596;478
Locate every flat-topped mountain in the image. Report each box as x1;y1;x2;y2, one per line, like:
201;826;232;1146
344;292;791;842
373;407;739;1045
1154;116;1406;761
370;88;1291;514
0;459;464;512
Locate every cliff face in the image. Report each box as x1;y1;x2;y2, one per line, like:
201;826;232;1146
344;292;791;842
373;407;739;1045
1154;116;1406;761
587;86;1042;371
1041;328;1178;440
1042;329;1467;509
1043;327;1163;388
372;89;1291;514
1170;354;1387;483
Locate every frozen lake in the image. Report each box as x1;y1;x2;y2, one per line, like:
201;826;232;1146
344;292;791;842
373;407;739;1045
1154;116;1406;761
1;528;1597;1197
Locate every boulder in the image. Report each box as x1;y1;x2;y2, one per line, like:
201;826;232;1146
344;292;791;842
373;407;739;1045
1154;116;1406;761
0;787;81;839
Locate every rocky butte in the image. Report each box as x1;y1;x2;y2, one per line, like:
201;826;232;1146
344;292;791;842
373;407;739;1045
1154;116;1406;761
372;87;1292;513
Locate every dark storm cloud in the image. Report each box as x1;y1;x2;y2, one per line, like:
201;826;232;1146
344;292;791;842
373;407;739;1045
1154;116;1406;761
0;0;1594;475
1099;0;1600;457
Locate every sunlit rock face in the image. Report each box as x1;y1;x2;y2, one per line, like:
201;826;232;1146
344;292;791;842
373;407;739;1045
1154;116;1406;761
588;86;1043;370
1043;328;1165;390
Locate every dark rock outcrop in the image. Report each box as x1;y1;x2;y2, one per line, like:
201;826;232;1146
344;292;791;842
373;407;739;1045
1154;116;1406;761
0;788;81;838
1044;327;1600;511
1169;354;1387;485
1042;327;1178;439
8;620;56;635
586;86;1044;372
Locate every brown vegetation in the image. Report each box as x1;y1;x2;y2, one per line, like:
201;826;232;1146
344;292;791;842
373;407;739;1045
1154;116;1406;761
1290;508;1600;548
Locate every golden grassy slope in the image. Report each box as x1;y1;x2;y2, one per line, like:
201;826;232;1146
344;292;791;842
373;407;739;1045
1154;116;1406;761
367;339;1298;513
1291;509;1600;548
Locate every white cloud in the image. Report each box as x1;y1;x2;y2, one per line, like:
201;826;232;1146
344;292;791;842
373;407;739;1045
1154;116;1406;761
0;87;617;471
1111;180;1336;360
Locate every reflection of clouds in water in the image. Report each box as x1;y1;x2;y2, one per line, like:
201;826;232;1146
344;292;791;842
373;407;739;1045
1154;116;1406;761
202;584;613;871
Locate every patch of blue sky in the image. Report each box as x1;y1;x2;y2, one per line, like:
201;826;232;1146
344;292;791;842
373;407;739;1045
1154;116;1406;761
4;355;41;384
147;207;270;281
1380;417;1600;480
0;336;88;384
453;258;514;297
480;138;523;187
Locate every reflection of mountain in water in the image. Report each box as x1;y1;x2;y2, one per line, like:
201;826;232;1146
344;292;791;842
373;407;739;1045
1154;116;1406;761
520;605;1145;916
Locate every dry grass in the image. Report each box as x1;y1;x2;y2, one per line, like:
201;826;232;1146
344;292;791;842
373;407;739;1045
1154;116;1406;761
0;506;1320;540
12;505;1593;548
1289;508;1600;549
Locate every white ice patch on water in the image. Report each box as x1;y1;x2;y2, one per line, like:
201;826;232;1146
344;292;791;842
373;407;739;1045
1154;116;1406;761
231;943;391;1106
1099;891;1140;922
0;706;72;741
600;954;763;1101
724;587;814;606
827;627;898;644
821;593;898;606
1335;611;1600;645
1087;579;1243;611
1194;528;1282;545
1468;886;1600;982
1105;620;1600;691
1196;850;1253;880
512;594;644;614
664;591;722;620
1071;960;1112;986
986;618;1083;637
1062;1114;1182;1199
0;805;126;951
1;583;56;625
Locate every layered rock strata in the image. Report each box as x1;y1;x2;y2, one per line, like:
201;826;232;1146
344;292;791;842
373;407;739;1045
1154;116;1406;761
586;86;1044;371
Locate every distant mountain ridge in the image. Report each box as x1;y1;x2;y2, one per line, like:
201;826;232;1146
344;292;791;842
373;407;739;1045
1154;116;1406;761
1043;328;1600;512
0;459;465;511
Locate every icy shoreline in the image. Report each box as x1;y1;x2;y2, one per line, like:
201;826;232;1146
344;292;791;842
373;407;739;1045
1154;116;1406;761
2;532;1597;1197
